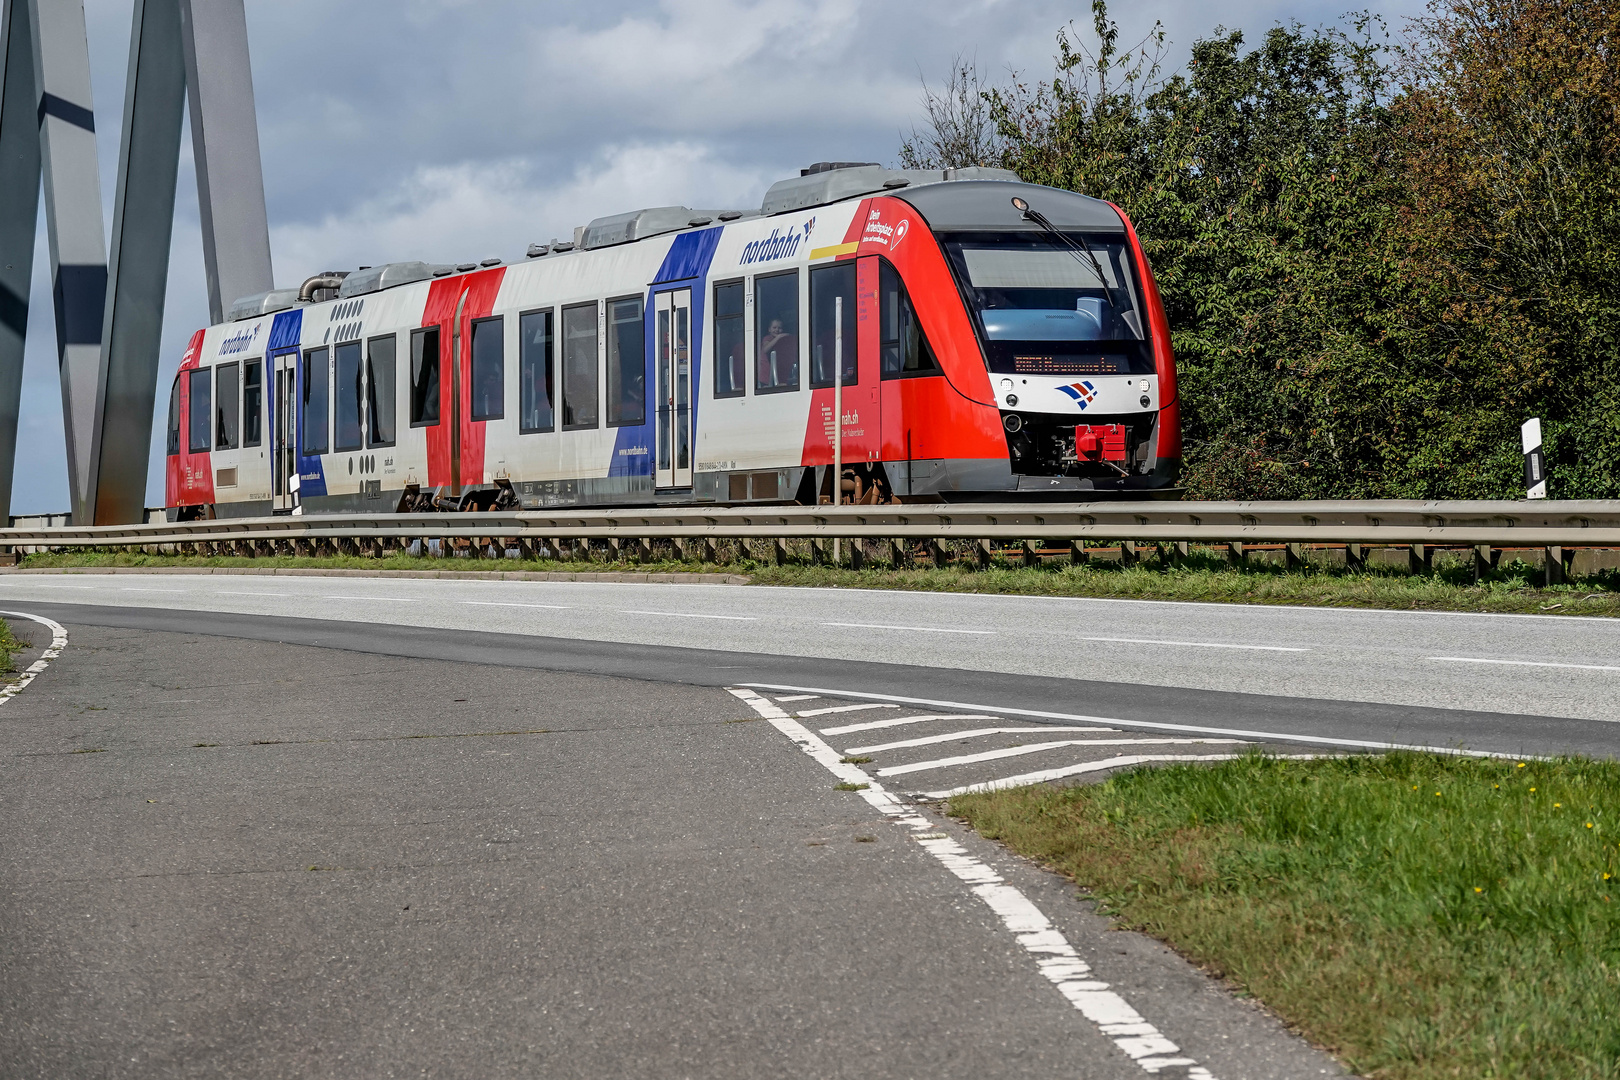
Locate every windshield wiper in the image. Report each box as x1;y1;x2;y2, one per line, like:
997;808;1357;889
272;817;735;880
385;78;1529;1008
1010;196;1122;311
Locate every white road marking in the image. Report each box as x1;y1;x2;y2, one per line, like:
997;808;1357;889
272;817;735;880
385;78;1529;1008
218;591;285;596
1082;635;1308;653
726;687;1217;1080
920;753;1327;799
796;702;899;718
3;582;96;588
877;738;1244;777
744;682;1549;754
825;621;995;634
821;713;1007;736
0;611;68;707
323;595;421;602
847;727;1140;754
119;587;183;593
463;601;575;610
621;609;758;621
775;694;820;702
1427;656;1620;673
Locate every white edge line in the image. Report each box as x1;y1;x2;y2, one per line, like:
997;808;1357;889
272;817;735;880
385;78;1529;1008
621;609;758;621
917;753;1330;799
725;686;1217;1080
1083;636;1308;653
875;738;1248;778
796;702;900;717
739;682;1547;759
824;622;996;634
1427;656;1620;673
0;610;68;707
463;601;575;609
846;726;1132;754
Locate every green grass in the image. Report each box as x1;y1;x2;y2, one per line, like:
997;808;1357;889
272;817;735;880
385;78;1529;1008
0;618;25;676
16;545;1620;616
951;753;1620;1080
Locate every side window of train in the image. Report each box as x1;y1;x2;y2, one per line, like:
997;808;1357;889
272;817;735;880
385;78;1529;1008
366;335;396;447
166;373;181;455
215;360;240;450
809;262;857;388
187;368;211;453
607;296;645;426
754;269;799;393
242;358;263;447
470;315;504;421
880;260;940;379
713;280;745;398
410;326;440;427
334;341;363;452
302;347;330;455
561;302;598;430
519;309;554;433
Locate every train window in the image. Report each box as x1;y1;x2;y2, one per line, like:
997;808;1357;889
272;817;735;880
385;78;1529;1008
410;327;440;427
334;341;363;452
880;260;940;379
754;270;798;394
809;263;857;388
713;280;745;398
366;335;396;447
302;347;330;455
166;373;181;455
561;302;598;430
242;359;263;447
188;368;211;453
606;297;645;427
470;316;504;421
215;361;240;450
519;309;554;433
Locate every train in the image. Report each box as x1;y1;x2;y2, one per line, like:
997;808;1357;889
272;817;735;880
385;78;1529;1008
164;162;1181;518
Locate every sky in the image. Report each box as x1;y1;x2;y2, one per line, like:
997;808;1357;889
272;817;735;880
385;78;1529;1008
9;0;1424;514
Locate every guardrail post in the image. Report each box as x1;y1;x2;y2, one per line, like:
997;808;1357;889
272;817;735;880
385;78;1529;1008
1285;543;1306;571
1471;544;1496;583
887;538;905;568
1069;540;1087;566
1173;540;1190;564
975;539;992;569
849;539;867;570
1346;543;1365;572
1120;541;1138;567
1409;544;1431;575
929;538;948;569
1226;542;1244;566
702;536;717;564
1021;540;1039;568
1544;545;1567;586
773;537;789;566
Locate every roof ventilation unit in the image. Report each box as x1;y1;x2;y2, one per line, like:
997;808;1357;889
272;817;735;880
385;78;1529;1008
336;261;440;299
226;288;303;322
760;164;1022;215
581;206;732;250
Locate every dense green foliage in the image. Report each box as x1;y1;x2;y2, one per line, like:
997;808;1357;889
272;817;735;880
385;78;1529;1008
953;753;1620;1078
904;1;1620;499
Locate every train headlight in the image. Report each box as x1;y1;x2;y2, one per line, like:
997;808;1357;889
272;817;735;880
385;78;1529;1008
1004;414;1023;432
1140;395;1151;408
1005;394;1018;407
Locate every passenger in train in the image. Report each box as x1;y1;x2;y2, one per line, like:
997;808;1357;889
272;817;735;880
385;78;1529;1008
759;317;797;388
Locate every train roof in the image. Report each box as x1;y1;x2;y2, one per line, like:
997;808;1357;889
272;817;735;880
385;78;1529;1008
224;162;1125;323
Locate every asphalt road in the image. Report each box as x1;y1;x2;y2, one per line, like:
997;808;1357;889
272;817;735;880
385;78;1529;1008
0;616;1344;1079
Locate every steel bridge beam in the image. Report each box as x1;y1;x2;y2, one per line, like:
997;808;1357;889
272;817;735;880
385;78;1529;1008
95;0;185;526
179;0;271;327
28;0;108;525
0;0;42;522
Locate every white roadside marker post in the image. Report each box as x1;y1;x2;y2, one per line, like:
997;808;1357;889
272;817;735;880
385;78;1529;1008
1522;417;1546;499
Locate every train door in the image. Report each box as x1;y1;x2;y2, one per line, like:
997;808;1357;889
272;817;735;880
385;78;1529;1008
655;289;692;489
272;351;298;512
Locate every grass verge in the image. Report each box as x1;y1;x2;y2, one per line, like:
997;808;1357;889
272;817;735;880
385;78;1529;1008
0;618;24;677
14;547;1620;616
950;753;1620;1080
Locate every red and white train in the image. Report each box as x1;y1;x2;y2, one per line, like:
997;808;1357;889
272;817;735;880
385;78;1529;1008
164;163;1181;517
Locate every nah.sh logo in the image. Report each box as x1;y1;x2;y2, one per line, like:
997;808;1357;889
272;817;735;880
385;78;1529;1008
1057;380;1098;409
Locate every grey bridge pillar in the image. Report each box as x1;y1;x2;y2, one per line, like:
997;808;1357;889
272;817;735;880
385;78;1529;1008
0;0;271;524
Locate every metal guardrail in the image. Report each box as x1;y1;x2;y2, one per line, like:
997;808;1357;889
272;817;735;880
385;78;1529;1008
3;500;1620;549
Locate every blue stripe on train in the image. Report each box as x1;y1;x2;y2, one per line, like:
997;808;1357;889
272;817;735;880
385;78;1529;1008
610;227;724;480
267;308;327;499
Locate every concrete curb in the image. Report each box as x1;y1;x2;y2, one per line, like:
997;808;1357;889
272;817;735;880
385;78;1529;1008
0;566;751;585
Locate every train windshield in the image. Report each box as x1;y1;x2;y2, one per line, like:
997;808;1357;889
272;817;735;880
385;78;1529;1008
941;232;1155;376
